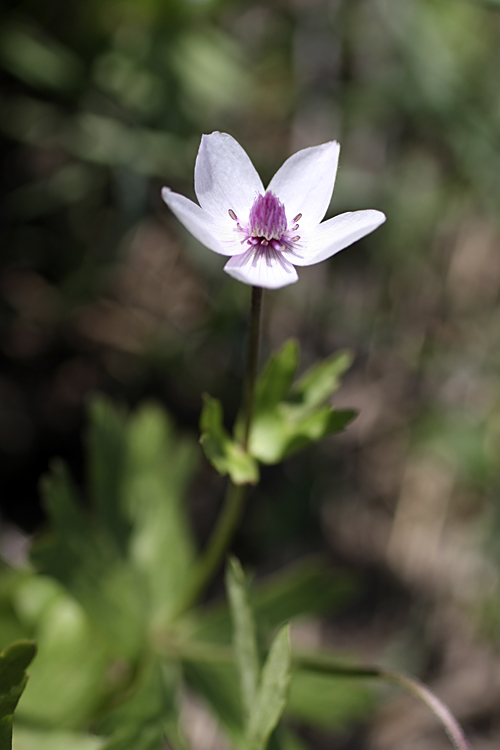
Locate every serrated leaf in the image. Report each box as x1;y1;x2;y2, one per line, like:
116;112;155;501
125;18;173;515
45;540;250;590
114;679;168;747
291;351;353;410
200;395;259;485
247;342;355;465
0;640;36;750
281;408;357;459
254;341;299;413
125;404;198;626
226;558;259;718
246;626;291;750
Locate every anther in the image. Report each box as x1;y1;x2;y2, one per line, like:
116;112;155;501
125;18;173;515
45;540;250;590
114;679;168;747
293;224;299;230
293;213;302;223
292;236;300;242
228;209;237;220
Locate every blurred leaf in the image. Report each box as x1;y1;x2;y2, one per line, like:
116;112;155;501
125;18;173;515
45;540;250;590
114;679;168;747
190;559;355;645
182;659;244;740
291;352;353;410
254;341;299;413
170;29;252;115
246;626;291;750
268;727;308;750
0;572;31;651
87;398;131;556
200;395;259;485
247;343;356;464
125;403;198;627
0;640;36;750
468;0;500;6
32;459;147;658
13;729;104;750
287;671;373;731
0;25;82;91
98;659;179;750
226;558;260;718
13;578;110;730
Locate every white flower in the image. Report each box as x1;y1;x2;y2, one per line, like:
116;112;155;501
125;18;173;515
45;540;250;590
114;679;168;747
161;132;386;290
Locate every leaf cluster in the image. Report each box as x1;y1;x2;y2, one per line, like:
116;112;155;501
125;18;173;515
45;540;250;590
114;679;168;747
200;340;356;483
0;392;372;750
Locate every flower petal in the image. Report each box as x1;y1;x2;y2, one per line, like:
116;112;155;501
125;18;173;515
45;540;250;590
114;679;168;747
194;132;264;222
224;248;298;289
293;209;386;266
161;188;241;256
267;141;340;232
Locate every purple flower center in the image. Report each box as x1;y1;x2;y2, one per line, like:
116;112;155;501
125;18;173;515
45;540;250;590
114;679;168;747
248;192;287;241
228;192;302;255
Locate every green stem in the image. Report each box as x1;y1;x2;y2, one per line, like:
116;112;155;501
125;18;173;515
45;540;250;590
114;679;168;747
171;287;263;619
243;286;263;450
172;482;246;618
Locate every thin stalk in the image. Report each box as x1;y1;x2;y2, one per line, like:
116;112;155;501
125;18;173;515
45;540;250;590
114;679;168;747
154;636;471;750
243;286;263;450
294;653;471;750
171;286;263;619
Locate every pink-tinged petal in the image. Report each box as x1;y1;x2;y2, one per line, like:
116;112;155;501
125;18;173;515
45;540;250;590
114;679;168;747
293;209;386;266
224;248;298;290
267;141;340;231
162;188;242;257
195;132;264;222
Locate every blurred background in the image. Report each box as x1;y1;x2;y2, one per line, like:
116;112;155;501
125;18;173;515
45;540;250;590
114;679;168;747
1;0;500;747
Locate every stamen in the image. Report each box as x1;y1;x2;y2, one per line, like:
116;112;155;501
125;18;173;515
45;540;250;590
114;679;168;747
293;213;302;222
249;192;287;241
228;209;237;220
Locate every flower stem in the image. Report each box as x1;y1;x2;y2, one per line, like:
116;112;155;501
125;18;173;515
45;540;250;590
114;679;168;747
170;481;246;620
171;286;263;619
243;286;263;450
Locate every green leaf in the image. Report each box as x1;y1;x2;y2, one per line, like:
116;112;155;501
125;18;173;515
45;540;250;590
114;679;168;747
190;559;355;645
182;659;243;739
247;343;356;465
13;729;105;750
287;670;373;731
246;626;291;750
87;397;131;555
226;558;260;718
125;403;198;626
13;577;110;730
291;351;353;410
200;395;259;485
0;640;36;750
253;340;299;413
98;658;179;750
32;460;147;658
